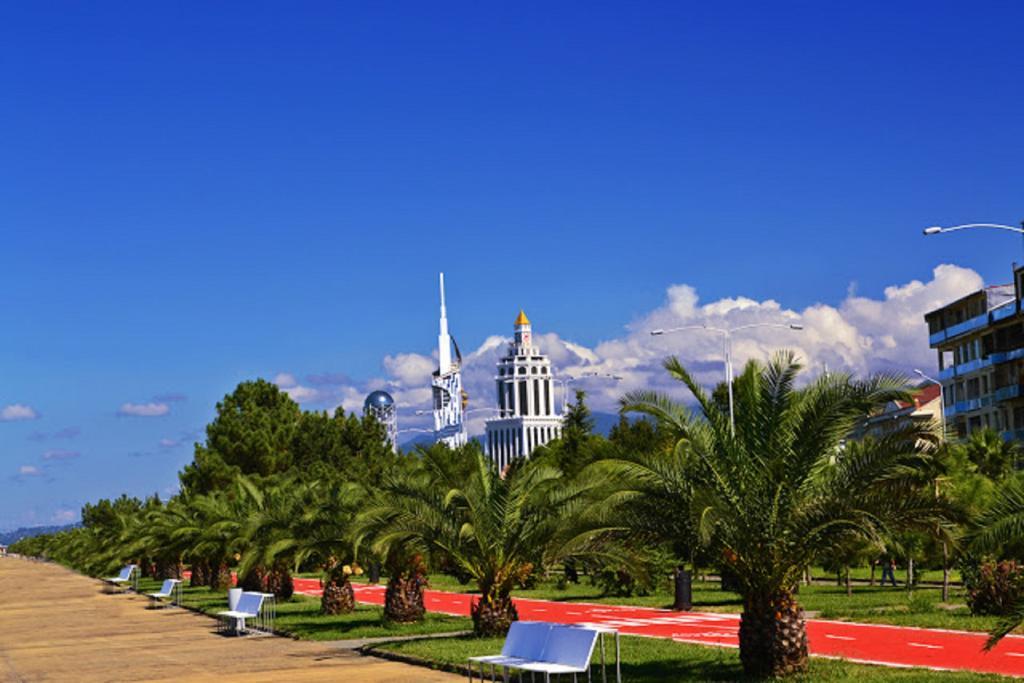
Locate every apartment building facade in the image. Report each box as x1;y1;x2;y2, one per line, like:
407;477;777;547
925;266;1024;439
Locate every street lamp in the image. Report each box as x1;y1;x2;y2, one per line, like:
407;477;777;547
913;369;946;442
923;222;1024;237
553;372;623;413
650;322;804;435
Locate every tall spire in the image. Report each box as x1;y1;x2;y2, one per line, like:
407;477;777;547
438;272;452;374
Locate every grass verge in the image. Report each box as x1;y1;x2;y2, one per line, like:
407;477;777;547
135;577;471;641
369;634;1011;682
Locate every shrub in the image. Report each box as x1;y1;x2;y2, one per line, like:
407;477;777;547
594;567;657;597
964;560;1024;616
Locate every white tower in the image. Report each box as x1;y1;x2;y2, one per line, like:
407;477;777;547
432;273;468;448
484;310;563;471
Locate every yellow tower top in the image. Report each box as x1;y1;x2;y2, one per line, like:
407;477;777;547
514;309;530;326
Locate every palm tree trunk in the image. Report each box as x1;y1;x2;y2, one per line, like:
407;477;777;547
383;572;426;623
472;590;519;637
239;565;268;593
267;561;294;600
321;574;355;615
190;560;209;587
209;561;232;590
942;542;950;603
739;589;808;677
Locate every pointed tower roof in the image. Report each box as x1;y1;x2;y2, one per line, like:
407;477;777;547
514;309;530;326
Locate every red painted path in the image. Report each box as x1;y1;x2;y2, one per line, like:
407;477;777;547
290;577;1024;677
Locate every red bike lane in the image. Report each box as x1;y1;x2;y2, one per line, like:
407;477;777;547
289;577;1024;676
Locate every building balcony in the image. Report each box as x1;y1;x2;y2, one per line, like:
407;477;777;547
992;301;1019;322
945;386;1023;418
936;356;992;380
945;313;990;341
994;384;1024;402
990;348;1024;365
1002;429;1024;442
935;348;1024;381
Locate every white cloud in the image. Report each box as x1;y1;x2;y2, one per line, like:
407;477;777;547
117;402;170;417
382;353;436;386
1;404;39;421
18;465;41;476
42;449;80;461
274;264;983;434
273;373;298;388
51;508;77;524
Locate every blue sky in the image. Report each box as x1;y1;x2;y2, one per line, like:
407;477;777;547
2;1;1023;529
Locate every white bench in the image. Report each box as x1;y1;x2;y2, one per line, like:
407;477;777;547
146;578;182;608
469;623;601;683
217;591;265;636
469;621;552;678
103;564;138;592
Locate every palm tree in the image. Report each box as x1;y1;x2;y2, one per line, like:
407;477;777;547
963;428;1021;480
622;352;950;678
238;476;366;612
183;491;245;590
359;446;606;636
583;432;715;585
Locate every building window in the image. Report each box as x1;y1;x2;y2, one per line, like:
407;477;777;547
541;367;547;374
531;366;538;374
518;367;526;375
519;381;528;416
534;379;541;415
544;380;551;415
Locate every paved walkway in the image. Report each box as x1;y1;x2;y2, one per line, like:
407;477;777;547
0;557;457;683
291;577;1024;677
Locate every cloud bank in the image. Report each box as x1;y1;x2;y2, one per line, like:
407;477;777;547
274;265;983;435
117;402;170;417
1;404;39;421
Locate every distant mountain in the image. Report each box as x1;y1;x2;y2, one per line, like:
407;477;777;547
591;411;623;436
0;523;77;546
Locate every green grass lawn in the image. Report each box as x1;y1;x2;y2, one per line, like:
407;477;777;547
135;577;471;641
353;571;999;632
371;634;1010;682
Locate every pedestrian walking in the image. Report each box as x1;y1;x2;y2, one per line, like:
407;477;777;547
880;557;898;587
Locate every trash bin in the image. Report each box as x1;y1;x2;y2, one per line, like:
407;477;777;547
228;587;243;611
673;567;692;611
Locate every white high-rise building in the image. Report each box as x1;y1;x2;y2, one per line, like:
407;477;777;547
432;273;468;448
485;310;563;470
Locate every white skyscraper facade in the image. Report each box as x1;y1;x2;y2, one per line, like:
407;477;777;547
485;311;563;470
432;273;468;448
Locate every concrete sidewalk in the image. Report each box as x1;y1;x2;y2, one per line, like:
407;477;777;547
0;557;457;682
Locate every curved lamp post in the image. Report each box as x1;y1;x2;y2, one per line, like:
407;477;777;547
923;221;1024;254
553;372;623;413
650;322;804;435
923;222;1024;236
